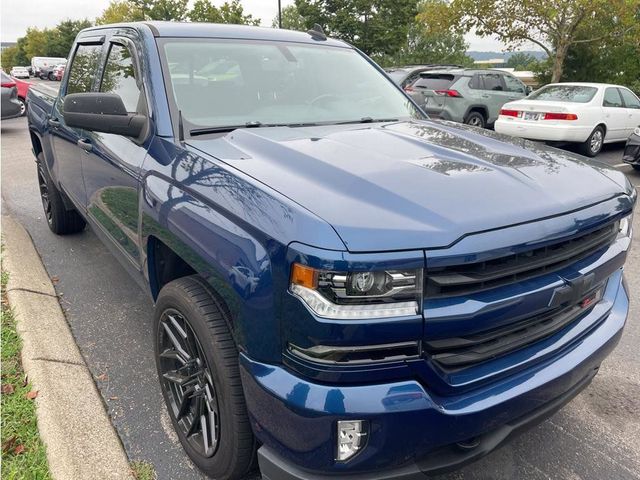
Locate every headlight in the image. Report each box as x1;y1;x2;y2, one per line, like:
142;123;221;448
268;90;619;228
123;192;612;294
618;213;633;239
634;126;640;136
290;263;422;319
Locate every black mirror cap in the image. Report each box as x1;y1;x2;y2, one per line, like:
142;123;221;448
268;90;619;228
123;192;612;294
63;92;145;138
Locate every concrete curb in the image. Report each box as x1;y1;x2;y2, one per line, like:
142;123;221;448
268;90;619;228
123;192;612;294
2;214;134;480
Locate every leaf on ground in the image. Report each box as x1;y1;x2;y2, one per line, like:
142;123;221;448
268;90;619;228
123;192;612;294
13;444;25;455
51;276;60;284
2;436;17;453
109;396;119;401
96;373;108;381
26;390;39;400
1;383;15;395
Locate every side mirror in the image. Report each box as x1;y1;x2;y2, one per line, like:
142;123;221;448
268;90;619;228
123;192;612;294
526;86;533;95
63;93;145;137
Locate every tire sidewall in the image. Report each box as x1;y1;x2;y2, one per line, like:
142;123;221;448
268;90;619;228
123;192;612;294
465;112;485;129
586;127;604;157
154;280;247;478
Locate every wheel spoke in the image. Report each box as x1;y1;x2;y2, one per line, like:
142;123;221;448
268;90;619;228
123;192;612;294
176;386;195;419
162;320;191;362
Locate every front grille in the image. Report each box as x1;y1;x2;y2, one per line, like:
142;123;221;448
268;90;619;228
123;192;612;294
424;283;605;370
425;221;618;298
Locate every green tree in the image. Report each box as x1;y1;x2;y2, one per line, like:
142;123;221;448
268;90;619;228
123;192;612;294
46;19;93;58
96;0;144;24
129;0;189;21
23;27;49;59
272;4;306;30
295;0;418;57
189;0;259;24
419;0;640;82
1;45;19;70
505;52;540;71
384;0;472;67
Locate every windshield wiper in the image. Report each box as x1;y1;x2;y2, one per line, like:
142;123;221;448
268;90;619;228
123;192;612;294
190;121;268;136
334;117;399;125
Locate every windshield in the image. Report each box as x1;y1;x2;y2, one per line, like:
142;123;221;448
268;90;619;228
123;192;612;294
160;39;422;132
528;85;597;103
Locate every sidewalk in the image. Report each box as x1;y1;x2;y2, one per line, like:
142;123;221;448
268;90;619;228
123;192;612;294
2;214;134;480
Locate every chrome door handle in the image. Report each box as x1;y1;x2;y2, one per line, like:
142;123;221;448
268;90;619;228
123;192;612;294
48;118;60;128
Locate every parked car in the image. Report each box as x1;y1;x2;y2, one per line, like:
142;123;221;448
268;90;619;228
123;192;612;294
623;126;640;170
27;22;636;480
10;66;30;79
12;76;34;116
495;83;640;157
31;56;67;79
385;65;464;91
52;64;66;81
1;72;22;120
406;68;529;128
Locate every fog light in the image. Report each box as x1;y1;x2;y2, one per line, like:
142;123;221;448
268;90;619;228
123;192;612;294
337;420;367;461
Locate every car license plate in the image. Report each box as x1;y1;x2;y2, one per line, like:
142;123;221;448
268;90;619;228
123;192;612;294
524;112;539;121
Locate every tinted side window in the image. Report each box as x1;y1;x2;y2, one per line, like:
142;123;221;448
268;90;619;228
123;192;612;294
503;75;525;93
100;44;141;113
619;88;640;109
468;74;482;90
481;74;503;91
67;44;103;95
603;88;623;107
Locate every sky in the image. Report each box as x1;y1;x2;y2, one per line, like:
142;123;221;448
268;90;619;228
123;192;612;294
0;0;510;51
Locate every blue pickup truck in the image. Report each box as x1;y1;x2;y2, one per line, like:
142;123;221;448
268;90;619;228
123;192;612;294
27;22;635;480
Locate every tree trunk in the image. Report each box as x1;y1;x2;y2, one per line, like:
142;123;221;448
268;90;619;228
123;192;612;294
551;41;570;83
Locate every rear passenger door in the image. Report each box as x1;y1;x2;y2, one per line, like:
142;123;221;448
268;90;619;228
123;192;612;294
49;39;104;207
82;34;150;268
479;73;510;123
602;87;628;141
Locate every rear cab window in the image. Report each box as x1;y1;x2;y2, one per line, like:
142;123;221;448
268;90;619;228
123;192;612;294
66;44;103;95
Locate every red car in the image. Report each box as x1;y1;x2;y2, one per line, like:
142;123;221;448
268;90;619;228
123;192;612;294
11;76;33;116
53;64;65;81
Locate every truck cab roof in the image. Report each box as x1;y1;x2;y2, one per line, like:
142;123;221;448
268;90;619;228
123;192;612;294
79;21;349;48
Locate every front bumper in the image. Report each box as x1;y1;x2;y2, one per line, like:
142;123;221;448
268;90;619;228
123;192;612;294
623;134;640;165
495;118;593;142
244;276;628;479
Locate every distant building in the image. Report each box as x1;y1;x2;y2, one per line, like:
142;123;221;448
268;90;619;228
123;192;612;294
473;58;507;67
492;67;539;87
1;41;17;52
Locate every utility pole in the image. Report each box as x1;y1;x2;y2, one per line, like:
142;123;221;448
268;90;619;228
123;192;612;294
278;0;282;28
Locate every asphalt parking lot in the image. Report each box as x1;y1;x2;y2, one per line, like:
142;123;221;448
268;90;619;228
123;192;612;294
2;88;639;479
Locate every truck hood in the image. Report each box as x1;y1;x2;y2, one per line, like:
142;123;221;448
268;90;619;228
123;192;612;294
188;120;628;252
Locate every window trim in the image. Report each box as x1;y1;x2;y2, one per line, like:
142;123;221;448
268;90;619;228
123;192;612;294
602;87;624;108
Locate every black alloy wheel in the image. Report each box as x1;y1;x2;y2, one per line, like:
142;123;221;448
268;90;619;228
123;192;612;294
158;309;221;458
154;276;256;479
37;161;53;226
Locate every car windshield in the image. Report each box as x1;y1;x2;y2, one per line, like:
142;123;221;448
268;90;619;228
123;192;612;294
528;85;597;103
160;39;422;133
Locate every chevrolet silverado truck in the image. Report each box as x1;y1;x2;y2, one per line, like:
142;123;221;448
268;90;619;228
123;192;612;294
27;22;636;480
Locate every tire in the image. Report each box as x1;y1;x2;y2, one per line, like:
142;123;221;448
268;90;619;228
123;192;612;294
464;111;486;129
579;126;605;157
18;97;26;116
633;165;640;171
36;154;86;234
154;275;256;480
48;72;55;81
